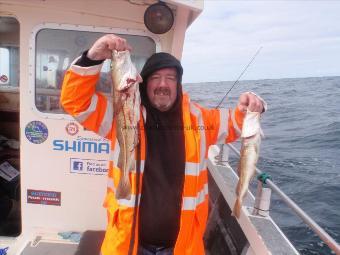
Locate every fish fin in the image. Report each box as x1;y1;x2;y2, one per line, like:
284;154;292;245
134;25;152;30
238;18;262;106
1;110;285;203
236;164;241;176
129;159;136;172
133;129;139;148
235;180;241;196
115;174;131;200
260;127;265;138
117;151;124;170
232;198;242;218
137;74;143;83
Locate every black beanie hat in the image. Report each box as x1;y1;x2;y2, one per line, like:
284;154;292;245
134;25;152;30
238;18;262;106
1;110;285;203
140;52;183;112
140;52;183;84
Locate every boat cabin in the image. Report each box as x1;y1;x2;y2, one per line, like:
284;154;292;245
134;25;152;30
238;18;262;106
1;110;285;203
0;1;202;253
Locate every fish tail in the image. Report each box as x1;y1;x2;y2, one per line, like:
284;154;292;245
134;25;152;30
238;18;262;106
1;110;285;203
232;198;242;218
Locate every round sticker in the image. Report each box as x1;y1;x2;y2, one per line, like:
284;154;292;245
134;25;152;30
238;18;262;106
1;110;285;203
65;122;79;136
25;121;48;144
0;75;8;83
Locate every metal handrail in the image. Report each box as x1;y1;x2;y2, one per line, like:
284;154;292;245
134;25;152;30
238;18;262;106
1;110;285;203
227;143;340;255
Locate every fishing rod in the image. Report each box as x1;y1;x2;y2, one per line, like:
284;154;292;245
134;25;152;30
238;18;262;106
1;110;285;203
215;46;263;109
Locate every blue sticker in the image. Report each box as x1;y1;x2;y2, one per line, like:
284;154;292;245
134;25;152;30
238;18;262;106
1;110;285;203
0;247;8;255
25;121;48;144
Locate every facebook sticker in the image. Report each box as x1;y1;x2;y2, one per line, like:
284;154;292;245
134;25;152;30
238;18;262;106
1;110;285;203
70;158;108;175
70;158;84;173
73;161;83;171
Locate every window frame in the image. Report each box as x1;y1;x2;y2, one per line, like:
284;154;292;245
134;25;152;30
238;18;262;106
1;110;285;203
29;23;161;120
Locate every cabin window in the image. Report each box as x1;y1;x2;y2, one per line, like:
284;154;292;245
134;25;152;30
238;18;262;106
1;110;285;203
0;47;19;88
0;48;10;85
0;17;20;89
34;28;156;113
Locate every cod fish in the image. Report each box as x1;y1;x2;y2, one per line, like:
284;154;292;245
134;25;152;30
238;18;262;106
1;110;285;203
111;50;142;200
232;110;262;218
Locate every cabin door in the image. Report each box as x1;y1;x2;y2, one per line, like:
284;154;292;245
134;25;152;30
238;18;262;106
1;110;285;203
19;24;156;234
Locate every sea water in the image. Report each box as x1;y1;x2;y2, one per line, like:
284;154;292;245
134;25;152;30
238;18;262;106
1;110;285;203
183;76;340;255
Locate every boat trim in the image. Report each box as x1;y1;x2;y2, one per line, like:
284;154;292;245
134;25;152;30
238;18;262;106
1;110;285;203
227;143;340;254
207;144;299;255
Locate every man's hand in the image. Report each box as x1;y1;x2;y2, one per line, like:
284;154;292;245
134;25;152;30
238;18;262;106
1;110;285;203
237;92;265;113
87;34;132;61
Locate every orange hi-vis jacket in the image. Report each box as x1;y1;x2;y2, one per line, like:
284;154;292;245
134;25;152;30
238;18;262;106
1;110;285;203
60;60;245;255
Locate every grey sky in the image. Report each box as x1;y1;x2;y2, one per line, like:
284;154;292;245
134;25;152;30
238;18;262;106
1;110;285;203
181;1;340;83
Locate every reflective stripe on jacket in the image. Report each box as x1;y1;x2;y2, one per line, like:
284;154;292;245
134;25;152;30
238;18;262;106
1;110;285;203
60;61;245;255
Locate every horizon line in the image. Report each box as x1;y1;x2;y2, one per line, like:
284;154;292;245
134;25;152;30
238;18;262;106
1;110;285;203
183;74;340;84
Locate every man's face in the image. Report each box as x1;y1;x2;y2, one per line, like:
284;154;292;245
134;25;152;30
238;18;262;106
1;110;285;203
146;67;178;112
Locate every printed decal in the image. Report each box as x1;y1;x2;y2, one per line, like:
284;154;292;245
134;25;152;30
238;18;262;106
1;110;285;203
0;74;8;83
27;189;61;206
53;135;110;154
65;122;79;136
25;121;48;144
0;247;9;255
70;158;109;175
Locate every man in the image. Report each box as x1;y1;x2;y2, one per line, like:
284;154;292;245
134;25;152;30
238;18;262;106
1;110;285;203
60;34;265;255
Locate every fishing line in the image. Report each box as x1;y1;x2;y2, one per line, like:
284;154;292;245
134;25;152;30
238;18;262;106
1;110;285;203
215;46;263;109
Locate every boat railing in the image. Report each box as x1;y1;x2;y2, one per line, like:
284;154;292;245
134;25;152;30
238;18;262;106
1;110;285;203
227;143;340;254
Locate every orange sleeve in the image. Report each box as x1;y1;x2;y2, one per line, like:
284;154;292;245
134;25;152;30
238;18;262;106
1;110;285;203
191;103;220;147
60;69;98;116
226;107;245;143
60;67;114;138
197;103;245;145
